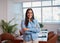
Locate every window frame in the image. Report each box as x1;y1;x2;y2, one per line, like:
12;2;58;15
22;0;60;23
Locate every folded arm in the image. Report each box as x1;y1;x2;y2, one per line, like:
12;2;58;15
29;27;40;33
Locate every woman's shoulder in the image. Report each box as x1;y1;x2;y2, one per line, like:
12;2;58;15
33;19;38;23
33;19;38;22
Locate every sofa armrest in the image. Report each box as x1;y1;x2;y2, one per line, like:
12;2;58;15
48;34;57;43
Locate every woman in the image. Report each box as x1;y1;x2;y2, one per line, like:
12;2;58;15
21;8;40;43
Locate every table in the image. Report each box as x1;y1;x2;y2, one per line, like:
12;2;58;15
38;30;48;43
38;29;48;41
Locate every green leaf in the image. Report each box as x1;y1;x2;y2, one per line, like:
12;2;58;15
39;23;44;28
8;18;15;24
0;19;18;34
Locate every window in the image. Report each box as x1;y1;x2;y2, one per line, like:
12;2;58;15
53;7;60;22
23;2;31;7
23;1;60;23
32;2;41;7
42;1;51;6
42;7;52;22
32;8;41;22
53;0;60;5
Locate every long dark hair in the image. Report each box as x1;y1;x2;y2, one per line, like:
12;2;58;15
25;8;34;27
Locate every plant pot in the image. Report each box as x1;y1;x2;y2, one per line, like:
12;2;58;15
1;32;15;41
58;36;60;41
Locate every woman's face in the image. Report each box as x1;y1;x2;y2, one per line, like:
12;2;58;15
27;10;33;19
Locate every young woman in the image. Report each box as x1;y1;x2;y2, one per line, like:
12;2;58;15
21;8;40;43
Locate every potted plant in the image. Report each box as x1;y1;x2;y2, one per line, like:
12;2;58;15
39;23;44;31
39;23;44;28
0;18;18;34
0;18;18;43
58;36;60;41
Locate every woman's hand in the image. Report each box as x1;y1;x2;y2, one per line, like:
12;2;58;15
22;28;29;32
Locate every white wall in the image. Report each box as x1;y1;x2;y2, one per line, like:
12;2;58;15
0;0;7;20
43;23;60;34
0;0;7;34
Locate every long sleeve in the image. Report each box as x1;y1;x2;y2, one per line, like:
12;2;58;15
21;20;32;34
28;20;40;33
21;19;40;34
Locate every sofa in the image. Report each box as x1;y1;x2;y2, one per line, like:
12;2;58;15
39;31;57;43
0;33;23;43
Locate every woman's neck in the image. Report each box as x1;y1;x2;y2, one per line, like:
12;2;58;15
29;19;31;22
